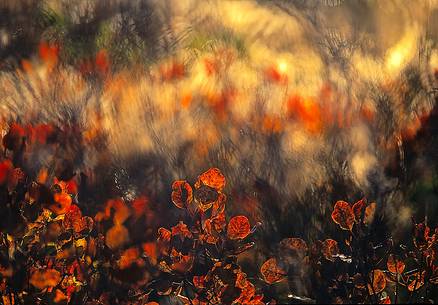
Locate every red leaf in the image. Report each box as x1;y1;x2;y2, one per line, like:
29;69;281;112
227;216;251;240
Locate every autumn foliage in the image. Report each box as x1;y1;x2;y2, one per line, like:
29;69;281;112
0;123;436;304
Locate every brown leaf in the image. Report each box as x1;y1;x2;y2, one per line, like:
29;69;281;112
227;216;251;240
280;238;308;253
353;273;366;289
260;258;286;284
331;200;355;231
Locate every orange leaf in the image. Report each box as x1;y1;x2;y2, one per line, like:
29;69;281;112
227;216;251;240
157;227;171;243
387;254;405;274
352;198;366;223
171;180;193;209
119;247;140;269
260;258;286;284
379;296;391;304
142;242;157;265
170;251;194;273
368;269;386;294
37;167;49;184
30;269;61;290
407;271;425;291
111;199;131;225
331;200;355;231
322;239;339;261
105;224;129;250
171;221;193;239
53;289;68;303
364;202;376;224
195;168;225;191
51;193;72;215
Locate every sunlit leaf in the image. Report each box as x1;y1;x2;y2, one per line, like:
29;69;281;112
331;200;355;231
322;239;339;262
158;227;172;242
227;216;251;240
170;249;194;273
260;258;287;284
171;180;193;209
364;202;376;224
367;269;386;294
407;271;425;291
352;198;366;223
386;254;405;274
195;168;226;192
171;221;193;239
